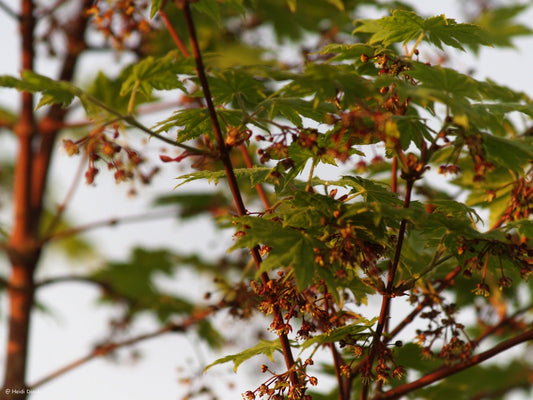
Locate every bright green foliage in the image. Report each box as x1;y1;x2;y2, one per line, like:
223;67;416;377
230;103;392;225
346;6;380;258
204;339;281;372
0;71;80;109
354;10;492;51
299;318;376;351
120;51;191;99
177;166;273;187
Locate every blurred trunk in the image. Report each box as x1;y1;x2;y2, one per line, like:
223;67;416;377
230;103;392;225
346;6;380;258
0;1;92;397
1;0;38;398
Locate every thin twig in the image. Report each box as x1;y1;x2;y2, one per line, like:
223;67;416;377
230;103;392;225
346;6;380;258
361;178;414;400
159;9;190;57
28;309;214;390
179;1;300;386
240;144;271;208
42;153;88;238
42;208;180;243
374;327;533;400
387;265;461;340
472;302;533;346
349;265;462;385
0;0;18;19
35;275;105;289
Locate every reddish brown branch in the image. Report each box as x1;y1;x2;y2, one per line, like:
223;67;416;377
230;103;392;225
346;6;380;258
2;0;38;397
179;1;299;386
472;303;533;347
361;179;414;400
375;327;533;400
159;9;190;58
387;265;461;340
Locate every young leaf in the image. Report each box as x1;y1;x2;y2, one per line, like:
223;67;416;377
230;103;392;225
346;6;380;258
473;4;533;49
120;51;190;99
204;339;281;372
300;318;376;351
481;133;533;173
354;10;492;51
0;71;79;109
153;108;243;142
231;215;321;289
208;69;266;107
176;167;274;188
259;97;336;126
336;176;402;206
150;0;163;19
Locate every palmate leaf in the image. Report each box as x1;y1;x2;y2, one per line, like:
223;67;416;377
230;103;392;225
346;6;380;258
319;43;383;63
300;318;376;351
231;215;320;289
281;63;373;108
403;62;527;113
87;71;152;114
353;10;492;51
259;97;336;126
429;199;482;226
204;339;281;372
120;51;191;99
0;71;136;119
0;71;80;109
153;108;243;142
176;167;274;188
208;69;266;107
336;176;402;206
278;191;338;230
473;4;533;49
482;133;533;173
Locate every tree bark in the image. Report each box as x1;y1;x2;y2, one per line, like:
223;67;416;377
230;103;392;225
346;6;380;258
1;1;38;398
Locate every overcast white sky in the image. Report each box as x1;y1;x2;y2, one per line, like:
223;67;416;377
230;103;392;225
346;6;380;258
1;1;533;399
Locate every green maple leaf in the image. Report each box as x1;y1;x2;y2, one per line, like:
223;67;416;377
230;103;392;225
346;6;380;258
231;215;320;289
354;10;492;51
204;339;282;372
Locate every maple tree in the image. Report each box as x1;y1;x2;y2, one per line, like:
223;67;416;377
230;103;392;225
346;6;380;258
1;0;533;399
